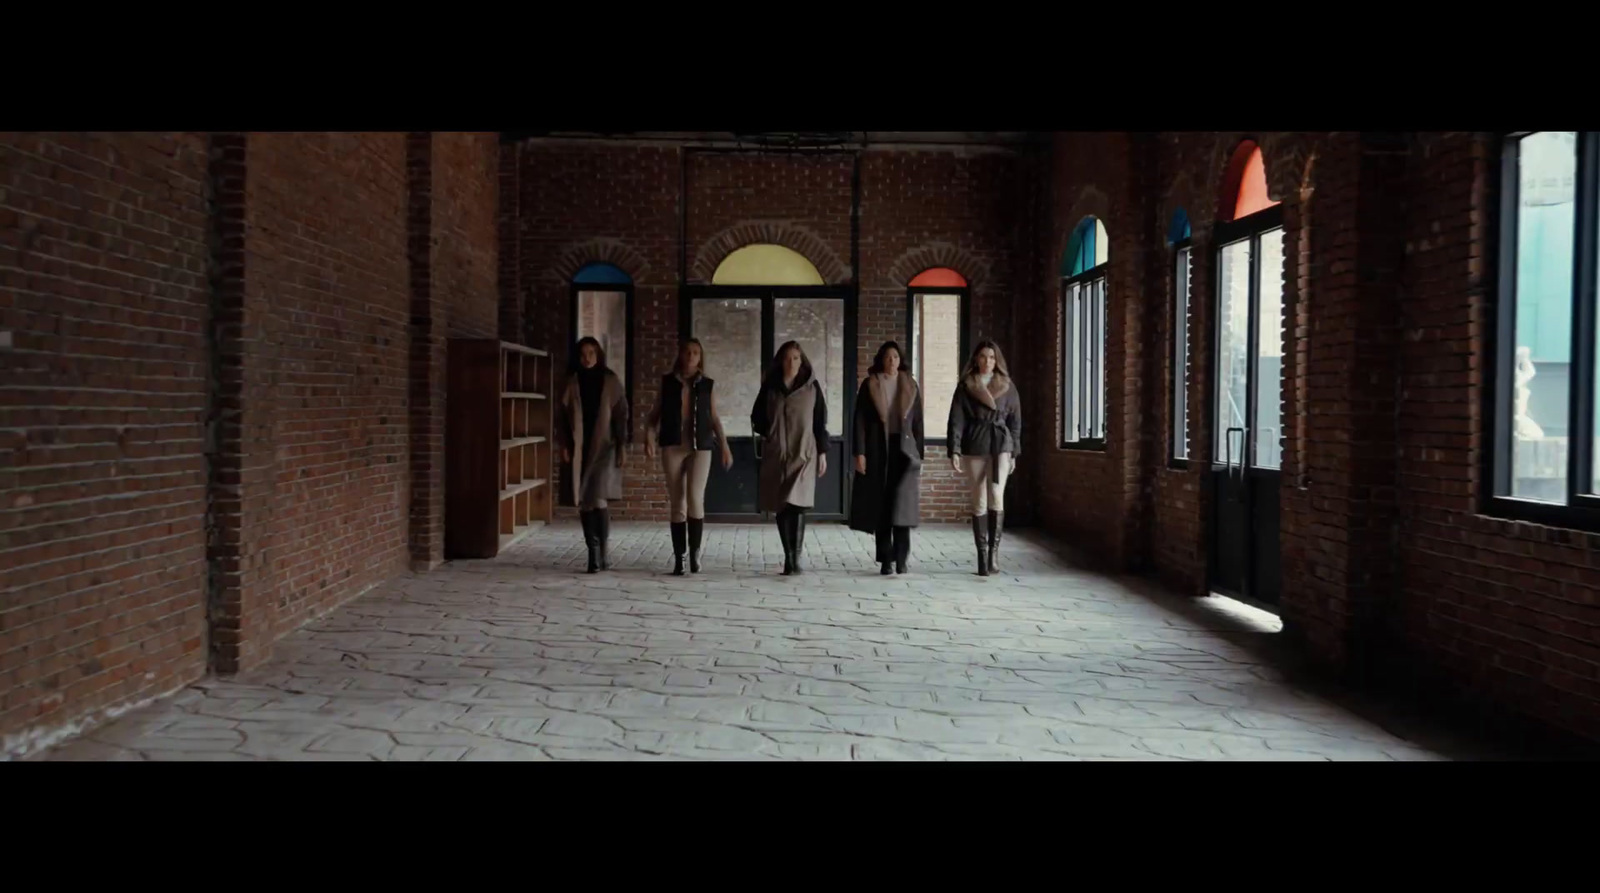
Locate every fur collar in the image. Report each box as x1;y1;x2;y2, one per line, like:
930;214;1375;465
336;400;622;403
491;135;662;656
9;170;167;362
868;370;918;426
963;371;1010;410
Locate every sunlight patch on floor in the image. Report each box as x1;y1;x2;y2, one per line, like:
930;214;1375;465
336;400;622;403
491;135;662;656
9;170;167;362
1200;591;1284;633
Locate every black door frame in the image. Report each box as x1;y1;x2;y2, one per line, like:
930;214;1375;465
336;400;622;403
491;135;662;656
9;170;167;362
1207;205;1285;607
679;283;857;523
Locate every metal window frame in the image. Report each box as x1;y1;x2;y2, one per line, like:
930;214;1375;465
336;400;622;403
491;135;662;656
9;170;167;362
1171;240;1193;468
1485;131;1600;529
904;286;971;446
1210;205;1284;472
1060;264;1109;451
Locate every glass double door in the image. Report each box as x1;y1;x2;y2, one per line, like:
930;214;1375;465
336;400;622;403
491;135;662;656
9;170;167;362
1210;214;1285;605
680;286;854;522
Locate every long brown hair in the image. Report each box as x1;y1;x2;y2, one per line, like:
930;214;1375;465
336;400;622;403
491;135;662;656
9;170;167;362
961;340;1009;380
764;340;815;390
672;337;708;378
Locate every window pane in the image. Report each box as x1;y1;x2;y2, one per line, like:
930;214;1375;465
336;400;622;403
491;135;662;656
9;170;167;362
1253;228;1285;470
1094;278;1107;440
691;297;762;437
913;292;962;439
1215;240;1252;464
1174;247;1192;460
1511;131;1577;502
1062;283;1077;443
576;289;627;391
1079;285;1091;438
775;298;845;439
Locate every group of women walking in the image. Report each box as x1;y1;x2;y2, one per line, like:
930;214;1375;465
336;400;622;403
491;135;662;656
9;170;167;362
557;336;1023;577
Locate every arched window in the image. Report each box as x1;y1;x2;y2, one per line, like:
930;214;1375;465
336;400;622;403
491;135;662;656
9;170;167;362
1169;208;1194;463
711;244;825;285
1062;217;1110;447
906;267;969;439
1213;141;1285;472
571;262;633;401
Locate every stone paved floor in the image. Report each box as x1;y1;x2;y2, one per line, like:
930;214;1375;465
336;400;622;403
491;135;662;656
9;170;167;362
36;522;1498;761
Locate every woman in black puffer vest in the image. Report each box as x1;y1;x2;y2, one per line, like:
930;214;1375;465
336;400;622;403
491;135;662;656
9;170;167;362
644;338;733;575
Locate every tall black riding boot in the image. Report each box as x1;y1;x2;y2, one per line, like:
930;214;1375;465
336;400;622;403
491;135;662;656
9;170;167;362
581;511;599;574
972;515;990;577
670;522;687;576
595;508;611;571
687;519;704;573
894;526;910;575
792;510;807;575
776;510;794;575
987;511;1005;575
876;520;893;575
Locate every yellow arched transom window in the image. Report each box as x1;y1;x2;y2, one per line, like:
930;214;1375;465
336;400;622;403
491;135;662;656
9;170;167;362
712;244;825;285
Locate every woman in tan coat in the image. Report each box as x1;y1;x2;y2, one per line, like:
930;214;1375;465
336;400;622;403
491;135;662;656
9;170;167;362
559;337;630;573
751;341;829;576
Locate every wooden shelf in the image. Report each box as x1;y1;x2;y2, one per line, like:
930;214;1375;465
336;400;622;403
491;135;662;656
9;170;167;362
500;478;547;499
499;521;546;552
447;339;555;560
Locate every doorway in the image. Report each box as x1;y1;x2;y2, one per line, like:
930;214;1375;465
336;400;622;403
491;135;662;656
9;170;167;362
1209;144;1286;607
680;285;855;522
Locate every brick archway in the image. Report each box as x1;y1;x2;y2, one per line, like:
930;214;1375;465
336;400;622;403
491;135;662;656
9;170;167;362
547;238;651;286
1055;185;1113;270
886;242;990;291
689;221;849;285
1205;132;1313;217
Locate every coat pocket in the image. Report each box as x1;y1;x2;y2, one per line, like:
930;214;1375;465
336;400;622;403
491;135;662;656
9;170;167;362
898;432;923;470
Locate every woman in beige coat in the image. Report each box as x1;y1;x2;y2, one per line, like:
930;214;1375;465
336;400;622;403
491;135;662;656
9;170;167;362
751;341;829;576
559;337;630;573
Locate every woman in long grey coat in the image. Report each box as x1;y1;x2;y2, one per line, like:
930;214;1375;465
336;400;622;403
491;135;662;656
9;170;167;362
849;341;924;576
559;336;630;573
946;340;1022;576
751;341;829;576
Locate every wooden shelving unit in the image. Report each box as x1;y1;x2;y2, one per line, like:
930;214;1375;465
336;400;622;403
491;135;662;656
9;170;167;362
446;339;554;559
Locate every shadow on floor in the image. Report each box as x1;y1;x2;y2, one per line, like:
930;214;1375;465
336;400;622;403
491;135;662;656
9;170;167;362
1019;529;1592;762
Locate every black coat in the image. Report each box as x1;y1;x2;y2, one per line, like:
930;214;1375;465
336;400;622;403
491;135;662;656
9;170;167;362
849;371;924;531
947;372;1022;459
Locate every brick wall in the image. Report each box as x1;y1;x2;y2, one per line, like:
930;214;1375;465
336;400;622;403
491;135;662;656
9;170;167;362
233;132;412;656
517;143;679;517
2;131;501;755
1029;132;1142;567
1042;129;1600;744
517;140;1032;523
497;141;523;344
1396;132;1600;742
408;132;500;572
861;148;1028;523
1;132;213;752
1145;133;1210;591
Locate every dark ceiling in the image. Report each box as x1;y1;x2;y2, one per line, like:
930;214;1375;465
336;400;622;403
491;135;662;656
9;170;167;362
500;131;1040;148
